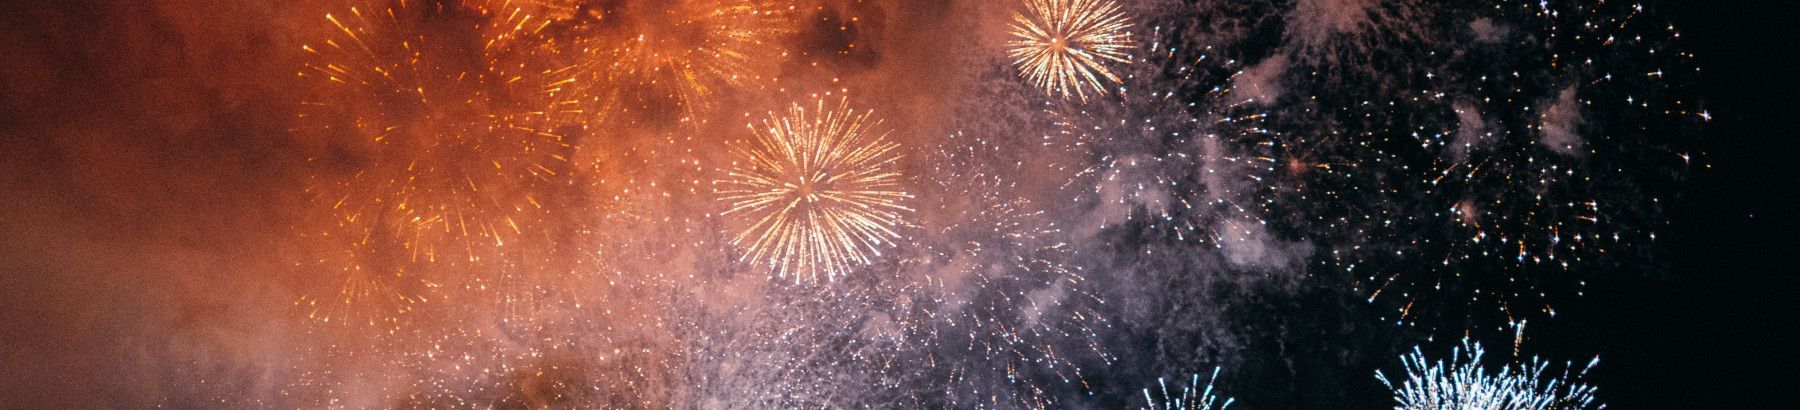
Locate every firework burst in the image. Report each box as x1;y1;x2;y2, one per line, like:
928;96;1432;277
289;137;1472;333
603;0;791;104
882;126;1110;407
1007;0;1135;102
1279;0;1434;94
525;0;795;124
1378;340;1601;410
1142;367;1235;410
291;0;575;324
719;96;913;283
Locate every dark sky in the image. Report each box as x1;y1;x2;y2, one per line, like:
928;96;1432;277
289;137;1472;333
1540;0;1799;407
3;0;1797;408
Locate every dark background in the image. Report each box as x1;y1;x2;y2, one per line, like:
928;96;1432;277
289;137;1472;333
1535;0;1799;407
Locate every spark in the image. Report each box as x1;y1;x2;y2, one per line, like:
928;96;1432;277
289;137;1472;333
719;96;913;282
1343;0;1705;334
294;220;435;327
1060;35;1276;249
888;130;1110;406
1006;0;1135;102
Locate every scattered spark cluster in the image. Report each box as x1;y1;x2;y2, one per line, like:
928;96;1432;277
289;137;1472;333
524;0;796;123
1326;0;1706;335
1061;25;1284;262
1379;340;1601;410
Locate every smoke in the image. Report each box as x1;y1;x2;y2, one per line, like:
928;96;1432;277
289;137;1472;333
1451;100;1496;162
1286;0;1385;52
1539;86;1587;156
0;0;977;407
1469;17;1511;44
1230;54;1289;106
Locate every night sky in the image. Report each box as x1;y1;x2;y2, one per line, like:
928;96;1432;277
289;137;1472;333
2;0;1794;408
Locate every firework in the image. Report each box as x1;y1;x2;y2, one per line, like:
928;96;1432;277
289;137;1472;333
525;0;795;124
719;96;913;282
1143;367;1235;410
292;0;575;324
1062;26;1279;252
294;218;435;327
887;126;1109;407
603;0;790;105
667;281;909;407
1007;0;1135;102
1335;0;1705;334
1378;340;1601;410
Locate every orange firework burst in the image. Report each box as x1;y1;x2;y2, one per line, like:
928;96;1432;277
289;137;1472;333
526;0;795;123
719;96;913;283
292;0;575;323
1006;0;1135;102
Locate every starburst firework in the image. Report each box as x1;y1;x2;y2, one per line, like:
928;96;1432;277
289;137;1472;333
1007;0;1135;102
719;96;913;282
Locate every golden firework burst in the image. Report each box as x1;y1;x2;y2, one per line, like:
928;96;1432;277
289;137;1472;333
525;0;795;123
719;96;913;283
1006;0;1135;102
292;0;575;323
